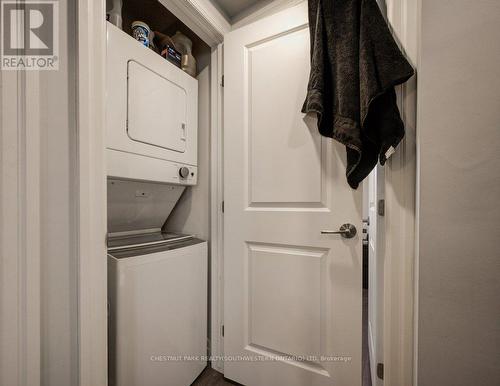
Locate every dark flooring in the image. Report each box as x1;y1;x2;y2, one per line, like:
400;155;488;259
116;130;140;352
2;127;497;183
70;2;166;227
192;366;237;386
193;290;372;386
362;289;372;386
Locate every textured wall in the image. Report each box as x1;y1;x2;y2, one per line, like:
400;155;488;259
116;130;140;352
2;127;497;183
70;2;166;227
417;1;500;385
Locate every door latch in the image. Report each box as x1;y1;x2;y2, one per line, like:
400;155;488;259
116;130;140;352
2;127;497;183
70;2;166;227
377;362;384;379
377;199;385;216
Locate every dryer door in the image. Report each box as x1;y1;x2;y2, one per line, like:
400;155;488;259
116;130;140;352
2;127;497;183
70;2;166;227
127;60;187;153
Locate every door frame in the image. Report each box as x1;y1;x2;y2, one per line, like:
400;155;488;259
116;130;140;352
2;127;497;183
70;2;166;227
367;164;386;386
382;1;419;386
77;1;108;385
210;43;225;373
0;41;42;386
74;1;418;386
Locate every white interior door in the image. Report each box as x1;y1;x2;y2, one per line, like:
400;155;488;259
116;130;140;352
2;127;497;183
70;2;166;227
223;3;362;385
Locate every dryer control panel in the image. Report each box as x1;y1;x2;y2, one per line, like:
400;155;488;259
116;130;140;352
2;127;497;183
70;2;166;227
107;148;197;185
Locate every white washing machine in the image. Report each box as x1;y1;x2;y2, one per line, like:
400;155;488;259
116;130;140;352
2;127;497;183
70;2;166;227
108;236;207;386
106;22;198;184
107;179;207;386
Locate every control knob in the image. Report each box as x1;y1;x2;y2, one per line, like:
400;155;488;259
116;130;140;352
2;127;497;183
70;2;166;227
179;167;190;179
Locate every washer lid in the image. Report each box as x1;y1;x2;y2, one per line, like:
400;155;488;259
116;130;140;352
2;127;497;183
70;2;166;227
108;237;204;259
107;178;185;233
107;232;193;250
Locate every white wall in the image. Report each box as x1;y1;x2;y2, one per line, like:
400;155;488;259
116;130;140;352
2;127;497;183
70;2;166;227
165;60;211;240
417;1;500;385
0;0;79;385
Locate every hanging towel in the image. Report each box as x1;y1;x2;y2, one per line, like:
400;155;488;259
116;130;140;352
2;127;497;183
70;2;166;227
302;0;414;189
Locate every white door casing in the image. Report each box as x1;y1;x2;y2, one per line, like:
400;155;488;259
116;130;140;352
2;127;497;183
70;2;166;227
224;3;363;386
368;165;385;386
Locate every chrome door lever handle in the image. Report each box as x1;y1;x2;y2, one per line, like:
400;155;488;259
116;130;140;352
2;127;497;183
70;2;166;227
321;223;357;239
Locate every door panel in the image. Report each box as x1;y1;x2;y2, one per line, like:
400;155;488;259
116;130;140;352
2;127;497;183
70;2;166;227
247;26;322;206
127;60;187;153
248;243;324;357
224;3;362;386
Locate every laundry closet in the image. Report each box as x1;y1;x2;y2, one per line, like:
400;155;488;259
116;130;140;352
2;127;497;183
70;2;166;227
105;1;213;385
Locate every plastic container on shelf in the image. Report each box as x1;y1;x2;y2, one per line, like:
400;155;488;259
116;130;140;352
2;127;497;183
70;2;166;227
106;0;123;29
171;31;197;77
154;31;182;68
131;21;151;48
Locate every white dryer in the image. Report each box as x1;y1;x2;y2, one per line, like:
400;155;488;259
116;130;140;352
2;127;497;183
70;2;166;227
106;23;198;185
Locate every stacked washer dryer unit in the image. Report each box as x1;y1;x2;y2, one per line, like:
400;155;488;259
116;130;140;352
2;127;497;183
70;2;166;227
106;23;207;386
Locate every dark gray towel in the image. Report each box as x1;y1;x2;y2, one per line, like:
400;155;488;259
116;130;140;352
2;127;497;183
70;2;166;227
302;0;414;189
